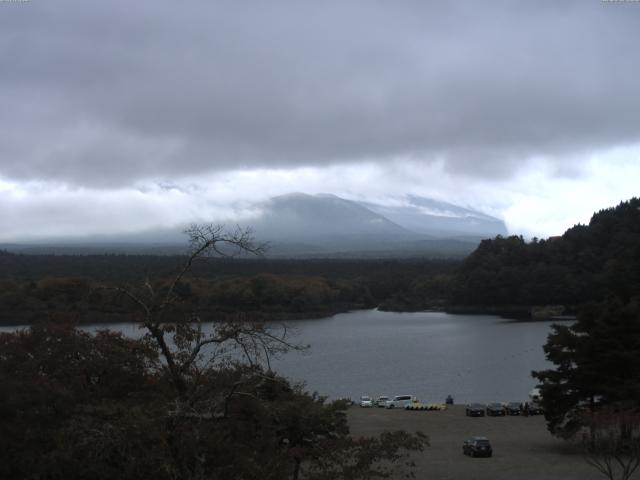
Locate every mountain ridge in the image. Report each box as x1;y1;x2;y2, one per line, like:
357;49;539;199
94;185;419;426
1;193;508;257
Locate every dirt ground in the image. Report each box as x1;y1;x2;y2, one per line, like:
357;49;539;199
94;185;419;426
347;405;605;480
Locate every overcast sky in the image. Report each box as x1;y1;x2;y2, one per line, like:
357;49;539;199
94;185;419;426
1;0;639;242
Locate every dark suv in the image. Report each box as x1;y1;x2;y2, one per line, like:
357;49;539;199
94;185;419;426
528;403;544;415
486;403;506;416
463;436;493;457
465;403;485;417
505;402;521;415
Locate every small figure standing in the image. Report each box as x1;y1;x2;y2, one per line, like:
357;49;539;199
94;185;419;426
445;394;454;405
523;402;530;417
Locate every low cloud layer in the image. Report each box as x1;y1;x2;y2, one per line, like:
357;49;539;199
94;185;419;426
1;150;639;242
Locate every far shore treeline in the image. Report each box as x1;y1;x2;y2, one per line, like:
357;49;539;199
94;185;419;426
0;256;457;326
0;197;638;326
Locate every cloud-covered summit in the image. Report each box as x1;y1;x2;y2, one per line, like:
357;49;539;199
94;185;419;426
1;1;639;241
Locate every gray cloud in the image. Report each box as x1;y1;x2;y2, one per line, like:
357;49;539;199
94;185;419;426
1;0;639;186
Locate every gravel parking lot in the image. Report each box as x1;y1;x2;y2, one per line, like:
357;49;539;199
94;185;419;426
348;405;604;480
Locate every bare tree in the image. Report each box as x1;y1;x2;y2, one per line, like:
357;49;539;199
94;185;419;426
109;224;299;398
578;409;640;480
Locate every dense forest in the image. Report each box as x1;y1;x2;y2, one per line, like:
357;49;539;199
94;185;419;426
449;198;640;315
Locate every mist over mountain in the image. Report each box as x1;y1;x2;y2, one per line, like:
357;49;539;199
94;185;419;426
360;195;508;239
2;193;507;257
251;193;413;240
250;193;506;240
245;193;507;257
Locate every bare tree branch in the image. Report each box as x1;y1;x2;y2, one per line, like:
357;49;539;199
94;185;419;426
104;224;298;400
579;409;640;480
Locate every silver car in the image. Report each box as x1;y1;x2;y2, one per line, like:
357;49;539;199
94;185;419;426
385;395;414;409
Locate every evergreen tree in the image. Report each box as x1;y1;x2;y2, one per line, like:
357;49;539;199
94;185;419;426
532;297;640;437
452;197;640;310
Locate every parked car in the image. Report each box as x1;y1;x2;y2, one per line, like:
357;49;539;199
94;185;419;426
465;403;485;417
359;396;373;407
385;395;414;409
375;396;389;407
504;402;521;415
486;403;506;416
463;436;493;457
528;403;544;415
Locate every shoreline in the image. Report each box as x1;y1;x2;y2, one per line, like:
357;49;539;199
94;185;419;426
0;304;577;329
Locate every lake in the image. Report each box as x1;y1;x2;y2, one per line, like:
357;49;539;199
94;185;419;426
2;309;565;404
269;309;560;404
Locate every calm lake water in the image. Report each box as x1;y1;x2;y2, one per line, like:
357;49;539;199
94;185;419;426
2;309;566;404
270;309;560;404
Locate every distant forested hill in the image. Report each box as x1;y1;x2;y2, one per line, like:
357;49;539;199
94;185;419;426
450;198;640;310
0;255;458;325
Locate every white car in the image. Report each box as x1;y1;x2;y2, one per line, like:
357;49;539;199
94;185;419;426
376;396;390;407
359;395;374;407
385;395;415;409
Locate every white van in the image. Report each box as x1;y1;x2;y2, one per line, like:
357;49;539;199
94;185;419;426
528;388;541;402
385;395;415;409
